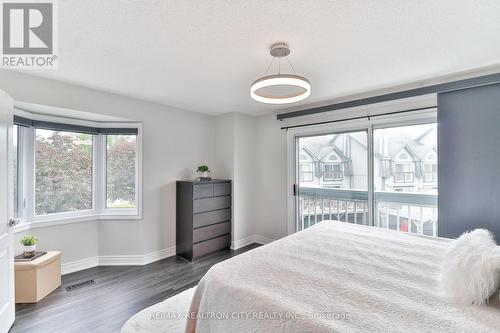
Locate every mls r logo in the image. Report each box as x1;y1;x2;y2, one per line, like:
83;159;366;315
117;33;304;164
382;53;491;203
2;2;53;54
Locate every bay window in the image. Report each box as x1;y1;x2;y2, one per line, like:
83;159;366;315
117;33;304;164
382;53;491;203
35;130;93;215
106;134;137;209
13;112;142;226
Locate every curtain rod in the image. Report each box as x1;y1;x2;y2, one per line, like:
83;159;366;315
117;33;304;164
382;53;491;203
277;72;500;121
13;115;139;135
280;106;437;130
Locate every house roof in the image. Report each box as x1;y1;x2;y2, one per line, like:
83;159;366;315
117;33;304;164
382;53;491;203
300;126;436;163
387;135;436;161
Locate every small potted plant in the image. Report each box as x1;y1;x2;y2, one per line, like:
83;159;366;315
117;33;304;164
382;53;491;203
196;165;211;181
20;235;38;258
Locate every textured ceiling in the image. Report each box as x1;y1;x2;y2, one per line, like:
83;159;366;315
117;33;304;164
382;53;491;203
16;0;500;115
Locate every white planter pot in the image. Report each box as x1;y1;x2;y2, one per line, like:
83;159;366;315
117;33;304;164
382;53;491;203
23;244;36;257
197;171;211;180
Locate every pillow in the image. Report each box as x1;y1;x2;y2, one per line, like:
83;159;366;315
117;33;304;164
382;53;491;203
440;229;500;305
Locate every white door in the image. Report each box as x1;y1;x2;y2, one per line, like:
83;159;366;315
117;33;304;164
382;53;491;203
0;90;15;333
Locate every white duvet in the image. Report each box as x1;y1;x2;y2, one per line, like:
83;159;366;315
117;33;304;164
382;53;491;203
186;221;500;333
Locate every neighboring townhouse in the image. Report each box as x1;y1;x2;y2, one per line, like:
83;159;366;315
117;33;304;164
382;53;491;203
299;127;437;194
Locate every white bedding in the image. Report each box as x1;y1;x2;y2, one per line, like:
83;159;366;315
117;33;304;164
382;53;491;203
186;221;500;333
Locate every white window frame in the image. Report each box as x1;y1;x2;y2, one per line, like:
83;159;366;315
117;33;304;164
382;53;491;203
423;162;437;182
13;124;22;219
324;162;342;181
299;162;314;182
99;131;142;218
13;109;143;231
286;107;437;235
393;162;414;183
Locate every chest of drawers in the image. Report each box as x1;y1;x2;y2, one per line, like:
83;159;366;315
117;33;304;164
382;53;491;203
176;180;232;261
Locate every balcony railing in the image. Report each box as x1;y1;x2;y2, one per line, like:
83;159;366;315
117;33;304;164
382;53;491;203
298;187;438;236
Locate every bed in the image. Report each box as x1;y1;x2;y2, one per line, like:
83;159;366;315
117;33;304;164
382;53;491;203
186;221;500;333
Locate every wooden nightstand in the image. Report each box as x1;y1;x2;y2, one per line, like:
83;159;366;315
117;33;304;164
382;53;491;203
15;251;62;303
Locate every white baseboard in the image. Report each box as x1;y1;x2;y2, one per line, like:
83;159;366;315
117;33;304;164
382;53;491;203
252;235;275;245
61;246;176;275
231;235;255;250
99;254;144;266
143;246;176;265
62;237;273;275
62;256;99;275
231;234;276;250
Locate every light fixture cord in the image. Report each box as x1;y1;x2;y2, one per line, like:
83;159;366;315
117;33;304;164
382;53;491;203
286;56;297;74
265;57;275;75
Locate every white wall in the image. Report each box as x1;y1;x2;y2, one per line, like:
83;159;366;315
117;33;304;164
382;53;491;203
15;220;99;264
213;113;236;244
0;70;215;266
254;115;288;240
233;113;257;243
213;114;235;180
213;113;257;246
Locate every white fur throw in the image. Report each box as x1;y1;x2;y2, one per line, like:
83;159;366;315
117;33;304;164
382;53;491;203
441;229;500;305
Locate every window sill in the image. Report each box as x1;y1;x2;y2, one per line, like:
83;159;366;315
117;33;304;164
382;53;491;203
14;211;142;233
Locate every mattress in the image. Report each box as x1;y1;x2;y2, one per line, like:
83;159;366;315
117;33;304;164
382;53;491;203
186;221;500;332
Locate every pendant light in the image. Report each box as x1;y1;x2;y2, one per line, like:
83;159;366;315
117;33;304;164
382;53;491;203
250;43;311;104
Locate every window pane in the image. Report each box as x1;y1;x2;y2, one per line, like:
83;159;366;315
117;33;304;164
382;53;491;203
13;125;18;217
324;163;343;181
374;123;437;236
298;131;368;230
35;129;93;215
324;164;333;179
299;162;313;182
106;135;136;208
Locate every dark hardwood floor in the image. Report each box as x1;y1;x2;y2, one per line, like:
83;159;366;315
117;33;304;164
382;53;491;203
10;244;259;333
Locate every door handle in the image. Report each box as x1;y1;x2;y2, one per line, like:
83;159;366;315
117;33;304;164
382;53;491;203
8;218;20;227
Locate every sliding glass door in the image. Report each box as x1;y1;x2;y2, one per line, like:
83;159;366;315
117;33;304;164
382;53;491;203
294;117;438;236
373;123;438;236
297;130;368;230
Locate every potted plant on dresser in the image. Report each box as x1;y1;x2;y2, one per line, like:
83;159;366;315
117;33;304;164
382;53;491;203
20;235;38;258
196;165;211;181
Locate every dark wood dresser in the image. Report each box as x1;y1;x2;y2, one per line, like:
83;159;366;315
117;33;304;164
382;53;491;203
176;179;232;261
